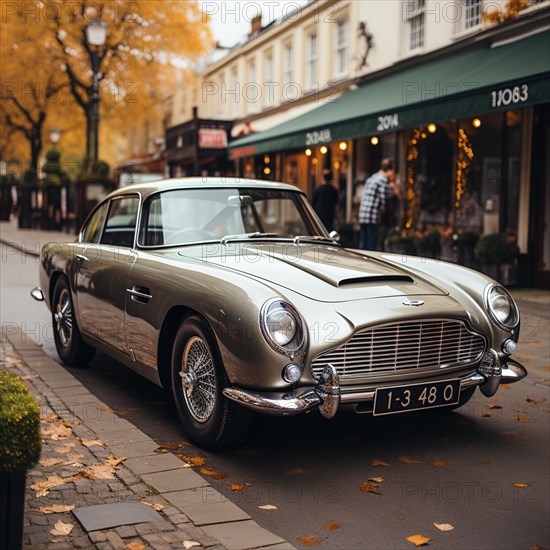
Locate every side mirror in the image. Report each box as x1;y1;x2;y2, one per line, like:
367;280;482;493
329;231;340;242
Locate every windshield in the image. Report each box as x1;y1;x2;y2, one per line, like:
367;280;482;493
139;187;326;247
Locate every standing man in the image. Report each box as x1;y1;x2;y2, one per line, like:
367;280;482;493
312;169;339;232
358;158;396;250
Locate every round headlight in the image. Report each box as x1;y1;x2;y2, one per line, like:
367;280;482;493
486;285;519;329
260;299;305;355
266;307;296;346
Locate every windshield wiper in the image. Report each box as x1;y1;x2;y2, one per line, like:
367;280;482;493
221;232;278;244
293;235;340;245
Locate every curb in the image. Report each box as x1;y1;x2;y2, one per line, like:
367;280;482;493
0;237;40;258
6;328;294;550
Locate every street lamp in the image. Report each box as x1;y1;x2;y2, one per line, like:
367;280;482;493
50;128;61;146
86;20;108;163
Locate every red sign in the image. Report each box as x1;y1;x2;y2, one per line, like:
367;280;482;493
198;128;227;149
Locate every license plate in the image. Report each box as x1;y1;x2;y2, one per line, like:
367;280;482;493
373;379;461;416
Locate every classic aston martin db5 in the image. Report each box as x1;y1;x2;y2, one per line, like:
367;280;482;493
32;178;527;448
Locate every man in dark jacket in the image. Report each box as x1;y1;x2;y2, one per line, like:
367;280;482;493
312;169;339;232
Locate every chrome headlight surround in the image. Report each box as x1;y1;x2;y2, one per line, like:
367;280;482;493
484;284;519;330
260;298;306;356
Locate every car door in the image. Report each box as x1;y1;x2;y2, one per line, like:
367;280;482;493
75;195;139;356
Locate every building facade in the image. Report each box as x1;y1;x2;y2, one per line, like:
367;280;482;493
167;0;550;287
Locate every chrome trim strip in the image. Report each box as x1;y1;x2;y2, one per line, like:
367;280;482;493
223;387;321;415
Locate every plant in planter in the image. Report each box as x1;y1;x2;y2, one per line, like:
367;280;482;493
456;231;480;269
474;232;519;283
0;370;41;550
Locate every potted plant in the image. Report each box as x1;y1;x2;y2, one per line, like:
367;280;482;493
474;232;519;284
0;370;41;550
456;231;480;269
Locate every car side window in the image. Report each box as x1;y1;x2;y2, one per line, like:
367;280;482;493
100;196;140;248
81;202;109;243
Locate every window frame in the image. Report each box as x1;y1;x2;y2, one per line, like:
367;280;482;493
79;200;109;244
306;30;318;89
334;16;349;77
405;0;425;51
283;41;293;87
100;193;141;249
463;0;483;30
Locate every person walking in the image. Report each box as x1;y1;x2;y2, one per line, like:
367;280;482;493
312;169;339;232
358;158;396;250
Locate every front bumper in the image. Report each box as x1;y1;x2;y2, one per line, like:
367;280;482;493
223;353;528;417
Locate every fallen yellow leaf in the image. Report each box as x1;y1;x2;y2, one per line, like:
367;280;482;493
125;542;145;550
515;415;529;423
49;520;74;536
200;467;228;480
324;521;341;531
359;482;381;495
142;501;165;511
39;505;75;514
434;522;454;531
481;410;494;417
179;454;206;467
286;467;312;476
229;483;251;492
183;542;201;550
487;403;503;409
40;415;59;423
55;444;75;455
399;456;423;464
371;459;389;467
368;477;384;483
407;534;431;546
513;483;529;488
296;535;324;546
432;461;448;467
106;455;126;467
258;504;277;510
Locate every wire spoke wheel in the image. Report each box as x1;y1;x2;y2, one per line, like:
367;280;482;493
180;336;217;423
55;288;73;347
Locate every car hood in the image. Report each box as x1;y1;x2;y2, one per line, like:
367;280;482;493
181;242;447;303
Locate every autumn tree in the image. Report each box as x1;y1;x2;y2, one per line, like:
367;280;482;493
484;0;530;24
1;1;211;169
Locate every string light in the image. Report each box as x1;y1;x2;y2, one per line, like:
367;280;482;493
305;148;312;156
472;118;481;128
264;155;271;164
427;123;437;134
405;128;422;231
263;166;271;175
338;141;347;151
320;146;328;154
455;128;474;221
370;136;379;146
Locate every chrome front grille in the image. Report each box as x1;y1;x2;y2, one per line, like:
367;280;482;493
311;319;486;380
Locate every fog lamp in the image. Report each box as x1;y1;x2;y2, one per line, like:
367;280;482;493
502;339;517;355
283;364;302;383
478;349;501;377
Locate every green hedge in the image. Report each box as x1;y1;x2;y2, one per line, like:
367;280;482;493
0;370;41;473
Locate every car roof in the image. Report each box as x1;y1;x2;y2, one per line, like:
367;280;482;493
106;177;304;200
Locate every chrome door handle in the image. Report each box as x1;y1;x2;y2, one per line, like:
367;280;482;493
127;286;152;303
75;254;89;261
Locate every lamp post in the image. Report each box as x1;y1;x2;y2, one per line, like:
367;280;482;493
85;20;108;164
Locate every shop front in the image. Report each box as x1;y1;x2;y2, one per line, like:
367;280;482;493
229;26;550;287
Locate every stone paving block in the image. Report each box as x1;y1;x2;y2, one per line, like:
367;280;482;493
123;453;184;475
182;500;250;526
164;486;225;508
141;468;209;493
72;502;163;532
105;531;127;549
203;520;285;550
114;525;138;538
97;428;152;447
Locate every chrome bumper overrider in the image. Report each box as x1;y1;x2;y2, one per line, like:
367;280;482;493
30;287;45;301
223;353;528;417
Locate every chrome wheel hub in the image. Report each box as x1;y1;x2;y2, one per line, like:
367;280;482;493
55;288;73;348
180;336;216;423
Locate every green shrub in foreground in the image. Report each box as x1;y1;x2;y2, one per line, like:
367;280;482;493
0;370;41;473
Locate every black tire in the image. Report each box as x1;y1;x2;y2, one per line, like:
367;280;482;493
171;314;252;449
51;276;95;367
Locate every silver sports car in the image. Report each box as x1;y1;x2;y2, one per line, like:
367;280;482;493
32;178;527;448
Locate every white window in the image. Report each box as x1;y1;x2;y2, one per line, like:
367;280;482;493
264;52;274;107
463;0;482;29
218;72;226;117
306;31;317;88
283;42;292;87
248;60;259;114
230;66;238;118
334;17;349;76
405;0;425;51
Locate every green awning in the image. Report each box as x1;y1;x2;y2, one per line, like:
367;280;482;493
230;29;550;158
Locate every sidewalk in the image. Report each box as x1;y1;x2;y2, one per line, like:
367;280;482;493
0;328;292;550
0;219;73;258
